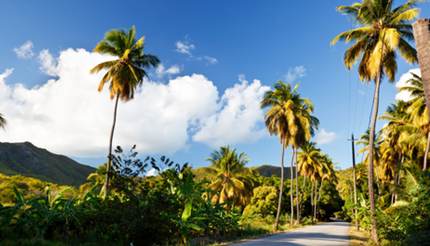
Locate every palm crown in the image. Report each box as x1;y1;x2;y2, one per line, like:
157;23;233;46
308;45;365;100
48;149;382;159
261;81;319;148
332;0;419;81
91;25;160;100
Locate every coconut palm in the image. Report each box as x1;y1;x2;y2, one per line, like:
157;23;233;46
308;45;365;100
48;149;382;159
399;73;430;170
331;0;419;241
297;142;322;222
380;101;411;203
91;26;160;197
207;146;253;209
261;81;318;228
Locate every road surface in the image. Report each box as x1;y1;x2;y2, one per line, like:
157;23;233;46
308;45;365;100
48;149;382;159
233;221;350;246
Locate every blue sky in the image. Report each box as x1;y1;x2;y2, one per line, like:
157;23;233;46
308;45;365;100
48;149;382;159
0;0;429;169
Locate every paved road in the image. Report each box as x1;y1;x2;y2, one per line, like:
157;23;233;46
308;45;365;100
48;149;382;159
233;222;350;246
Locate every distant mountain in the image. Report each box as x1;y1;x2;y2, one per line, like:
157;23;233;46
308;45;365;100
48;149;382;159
0;142;95;186
254;165;296;179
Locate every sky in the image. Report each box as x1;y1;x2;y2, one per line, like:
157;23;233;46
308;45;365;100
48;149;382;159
0;0;429;170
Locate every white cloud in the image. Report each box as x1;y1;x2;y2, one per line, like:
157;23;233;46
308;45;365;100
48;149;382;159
14;41;34;59
193;78;269;147
315;129;337;145
395;68;421;102
38;49;59;76
175;41;195;56
155;64;182;78
202;56;218;65
0;48;266;158
285;65;306;82
175;40;218;65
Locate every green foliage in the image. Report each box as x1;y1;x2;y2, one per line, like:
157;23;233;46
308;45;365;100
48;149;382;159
242;186;278;218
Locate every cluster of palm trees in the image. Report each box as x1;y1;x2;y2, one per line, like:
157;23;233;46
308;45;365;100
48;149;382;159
297;143;336;222
260;81;320;229
356;73;429;206
331;0;420;243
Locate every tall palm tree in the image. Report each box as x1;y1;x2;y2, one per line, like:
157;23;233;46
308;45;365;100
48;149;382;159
207;146;252;209
332;0;419;241
261;81;318;228
91;26;160;197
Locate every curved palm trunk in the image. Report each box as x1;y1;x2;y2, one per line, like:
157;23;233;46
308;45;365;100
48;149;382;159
290;149;295;225
101;93;120;198
294;148;300;223
423;131;430;171
274;144;285;230
368;73;381;243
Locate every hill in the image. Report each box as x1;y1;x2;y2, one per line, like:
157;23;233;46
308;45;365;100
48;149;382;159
0;142;95;186
192;164;296;180
253;165;296;179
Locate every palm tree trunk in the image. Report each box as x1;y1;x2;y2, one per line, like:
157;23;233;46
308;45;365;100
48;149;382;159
391;155;401;205
101;93;120;198
423;131;430;171
274;144;285;230
311;180;314;222
290;149;295;226
368;72;381;243
313;180;318;220
294;148;300;223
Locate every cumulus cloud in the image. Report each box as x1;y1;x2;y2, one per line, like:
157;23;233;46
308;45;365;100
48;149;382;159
193;78;269;147
315;129;336;145
0;48;266;157
38;49;59;76
14;41;34;59
396;68;421;102
285;65;306;82
175;41;195;56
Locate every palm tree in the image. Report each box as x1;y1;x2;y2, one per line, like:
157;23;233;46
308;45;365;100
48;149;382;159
207;146;253;209
297;142;321;222
332;0;419;241
261;81;318;228
399;73;430;170
91;26;160;197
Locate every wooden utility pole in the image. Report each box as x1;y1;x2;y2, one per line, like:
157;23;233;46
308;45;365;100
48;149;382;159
348;134;359;231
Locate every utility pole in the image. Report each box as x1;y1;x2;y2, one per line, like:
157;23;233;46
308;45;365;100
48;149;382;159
348;133;359;231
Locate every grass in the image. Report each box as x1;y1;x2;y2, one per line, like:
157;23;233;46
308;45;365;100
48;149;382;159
349;226;369;246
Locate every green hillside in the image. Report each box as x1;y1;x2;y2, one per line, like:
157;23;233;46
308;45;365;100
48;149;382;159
0;142;95;186
253;164;296;179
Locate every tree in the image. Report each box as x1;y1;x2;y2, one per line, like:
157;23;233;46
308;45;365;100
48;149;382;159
261;81;318;228
297;142;321;222
207;146;254;209
331;0;419;242
91;26;160;197
399;73;430;170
